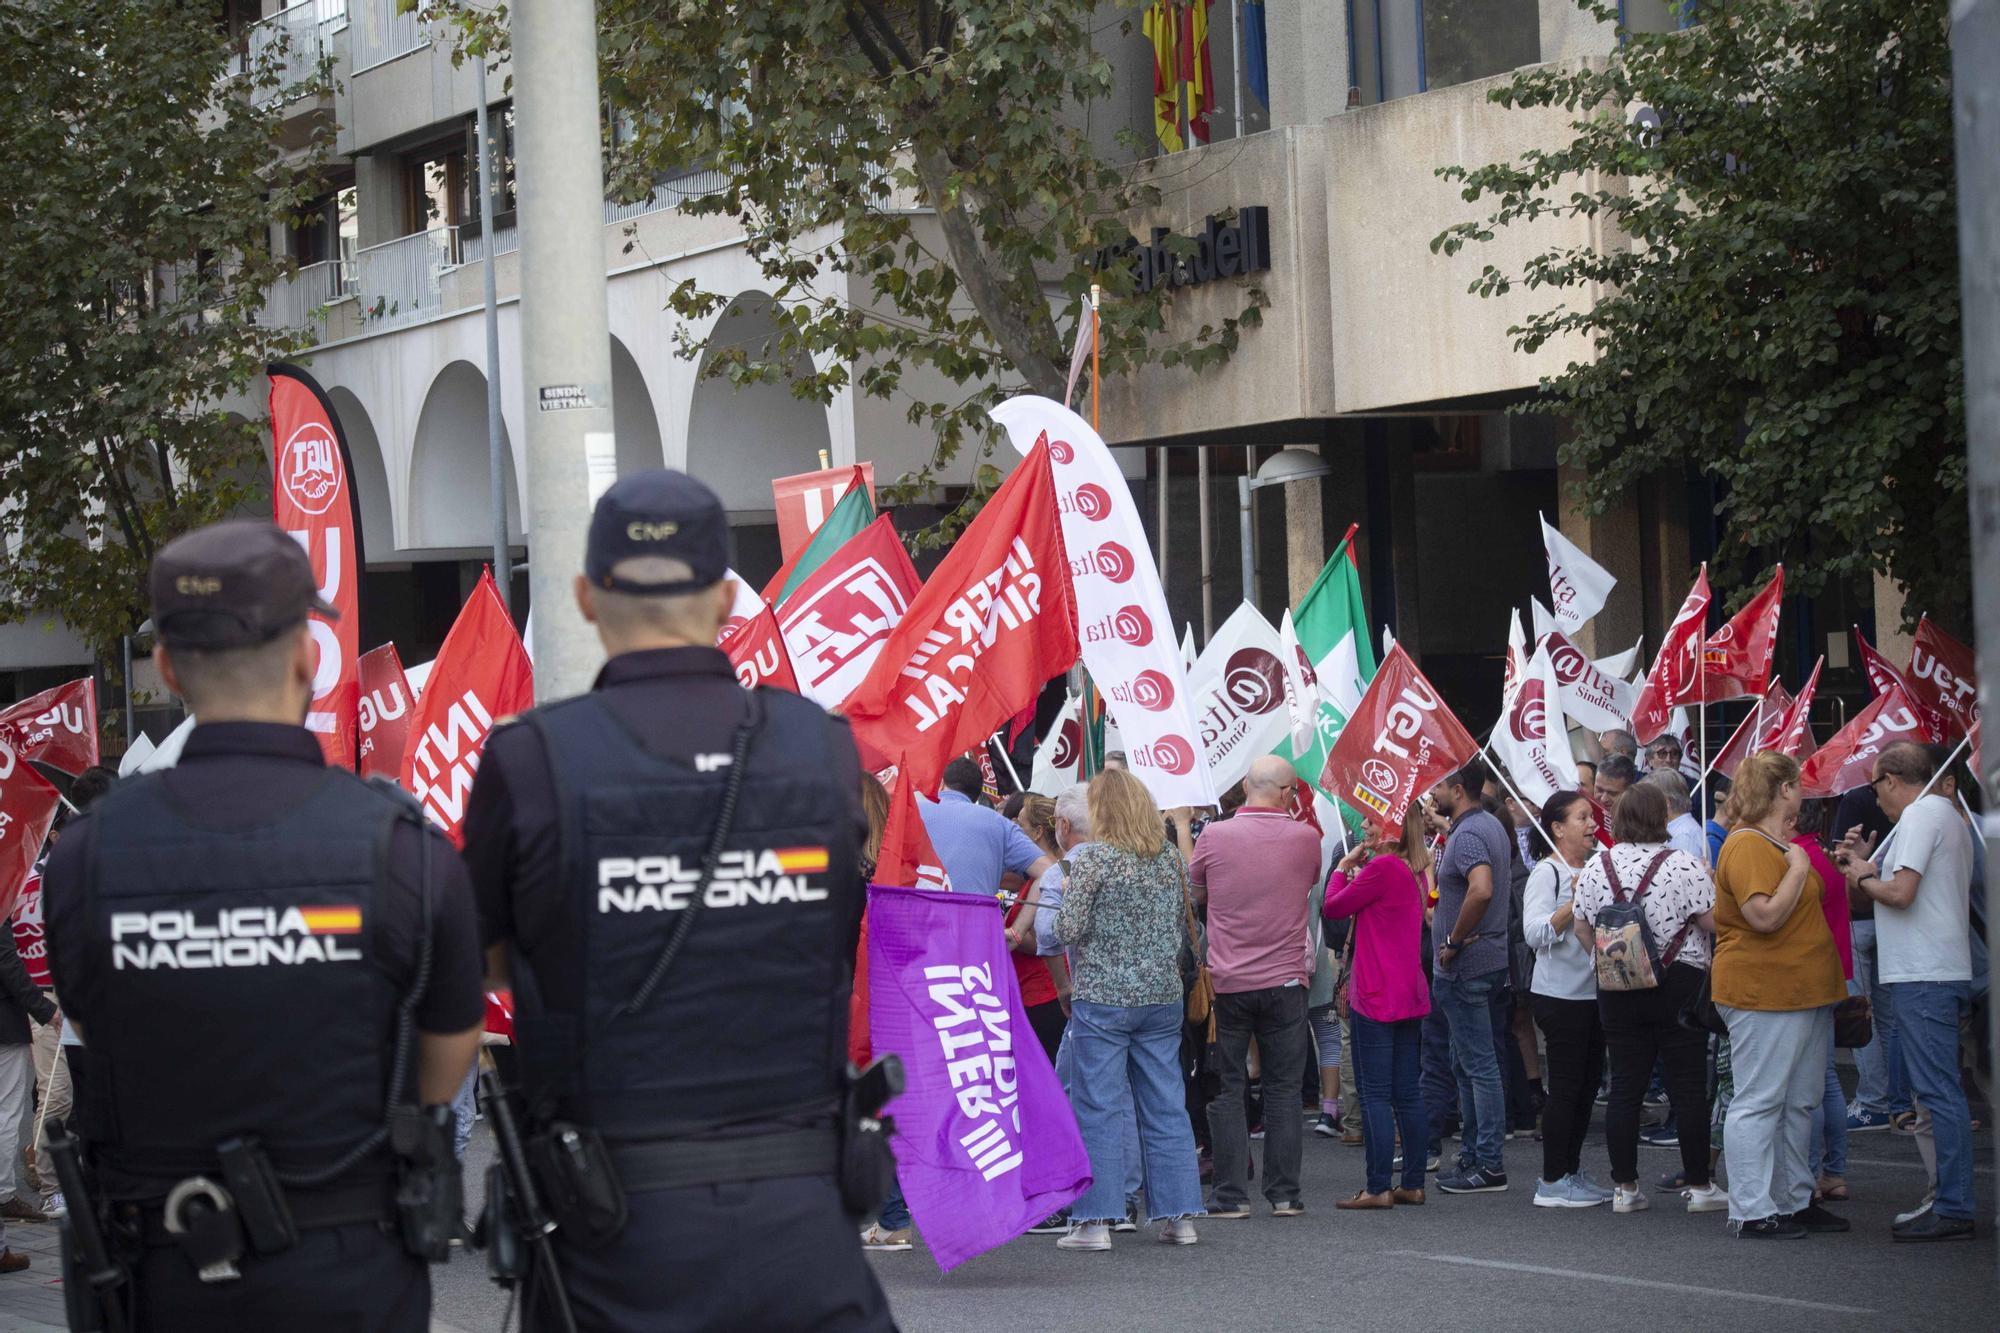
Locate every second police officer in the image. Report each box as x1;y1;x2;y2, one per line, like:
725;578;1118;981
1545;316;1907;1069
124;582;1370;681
41;521;487;1331
463;471;896;1331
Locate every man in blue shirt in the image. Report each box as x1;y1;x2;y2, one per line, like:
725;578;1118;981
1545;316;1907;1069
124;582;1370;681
919;758;1054;895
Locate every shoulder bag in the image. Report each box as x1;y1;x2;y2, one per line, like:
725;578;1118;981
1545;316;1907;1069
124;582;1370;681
1172;853;1216;1041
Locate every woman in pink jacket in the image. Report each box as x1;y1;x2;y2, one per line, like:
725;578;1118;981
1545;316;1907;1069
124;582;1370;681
1323;819;1433;1209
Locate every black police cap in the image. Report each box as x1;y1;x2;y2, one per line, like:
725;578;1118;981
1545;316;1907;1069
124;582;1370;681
585;469;729;596
149;519;337;650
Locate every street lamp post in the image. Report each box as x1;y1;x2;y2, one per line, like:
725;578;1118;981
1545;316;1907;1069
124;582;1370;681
1236;447;1330;612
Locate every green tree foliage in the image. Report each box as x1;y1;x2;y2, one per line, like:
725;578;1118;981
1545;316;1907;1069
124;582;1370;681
1433;0;1964;624
0;1;331;657
585;0;1266;541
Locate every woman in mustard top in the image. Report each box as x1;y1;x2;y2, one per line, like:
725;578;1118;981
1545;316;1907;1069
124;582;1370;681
1711;753;1846;1240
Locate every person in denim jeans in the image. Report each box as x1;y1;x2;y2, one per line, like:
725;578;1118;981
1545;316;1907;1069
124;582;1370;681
1049;772;1205;1250
1425;761;1514;1194
1840;744;1978;1241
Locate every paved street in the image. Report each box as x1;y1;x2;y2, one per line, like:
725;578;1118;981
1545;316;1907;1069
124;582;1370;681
1;1110;1991;1332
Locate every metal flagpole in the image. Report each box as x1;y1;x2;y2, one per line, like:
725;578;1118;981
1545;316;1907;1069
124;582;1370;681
987;731;1024;792
1090;284;1100;433
1696;622;1709;866
1230;0;1244;137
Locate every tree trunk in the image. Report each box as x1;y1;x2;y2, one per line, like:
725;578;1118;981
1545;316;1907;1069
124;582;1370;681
909;139;1065;402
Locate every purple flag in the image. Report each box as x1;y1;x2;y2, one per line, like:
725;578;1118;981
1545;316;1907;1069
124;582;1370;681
867;885;1091;1270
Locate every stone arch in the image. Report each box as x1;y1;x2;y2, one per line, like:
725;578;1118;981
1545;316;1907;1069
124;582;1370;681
684;292;832;511
407;360;522;552
324;386;396;560
609;335;665;478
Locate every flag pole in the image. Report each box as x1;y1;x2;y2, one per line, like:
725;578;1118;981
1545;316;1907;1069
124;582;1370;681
987;731;1025;792
1697;616;1709;867
1476;744;1560;856
1089;284;1101;435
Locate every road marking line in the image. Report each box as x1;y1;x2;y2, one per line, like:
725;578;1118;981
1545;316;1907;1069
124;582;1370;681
1381;1251;1874;1315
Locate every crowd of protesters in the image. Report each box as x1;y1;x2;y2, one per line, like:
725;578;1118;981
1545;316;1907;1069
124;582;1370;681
853;729;1987;1254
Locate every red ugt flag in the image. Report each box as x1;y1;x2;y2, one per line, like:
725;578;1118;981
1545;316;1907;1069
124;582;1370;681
270;365;362;770
844;445;1079;797
1710;680;1794;782
1854;626;1911;700
0;743;61;922
723;602;801;694
1800;681;1936;798
1907;616;1978;737
357;644;415;781
1319;644;1478;837
1699;567;1783;702
401;570;533;845
1632;566;1713;742
1766;657;1823;766
0;678;97;776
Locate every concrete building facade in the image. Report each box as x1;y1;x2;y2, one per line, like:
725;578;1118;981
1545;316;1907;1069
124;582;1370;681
2;0;1893;743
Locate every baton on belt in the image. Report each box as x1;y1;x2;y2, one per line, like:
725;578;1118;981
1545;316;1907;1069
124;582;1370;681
44;1118;129;1333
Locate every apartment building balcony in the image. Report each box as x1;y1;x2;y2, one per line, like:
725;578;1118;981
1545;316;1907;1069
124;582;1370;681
349;0;430;74
352;228;457;332
260;257;357;344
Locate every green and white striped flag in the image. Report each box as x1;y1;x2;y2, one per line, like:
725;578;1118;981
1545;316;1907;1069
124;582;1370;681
1275;532;1377;800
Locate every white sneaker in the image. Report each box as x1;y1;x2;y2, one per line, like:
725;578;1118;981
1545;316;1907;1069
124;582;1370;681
1056;1220;1112;1251
1157;1217;1198;1245
1683;1183;1728;1213
1613;1185;1649;1213
43;1192;65;1220
1895;1192;1938;1227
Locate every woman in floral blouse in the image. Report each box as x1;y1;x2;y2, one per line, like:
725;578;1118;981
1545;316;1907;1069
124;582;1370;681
1051;769;1205;1251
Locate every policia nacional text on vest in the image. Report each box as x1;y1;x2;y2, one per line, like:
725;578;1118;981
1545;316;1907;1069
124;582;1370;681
41;520;471;1333
481;683;901;1332
53;770;462;1331
471;469;898;1332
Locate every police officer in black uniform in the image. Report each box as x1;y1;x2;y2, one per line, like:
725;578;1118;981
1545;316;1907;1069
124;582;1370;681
41;520;487;1331
462;471;894;1332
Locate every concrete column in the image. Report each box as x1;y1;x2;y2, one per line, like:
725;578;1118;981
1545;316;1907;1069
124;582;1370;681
352;153;403;249
514;0;616;699
1266;0;1353;127
1871;572;1915;664
1537;0;1618;61
1284;475;1324;608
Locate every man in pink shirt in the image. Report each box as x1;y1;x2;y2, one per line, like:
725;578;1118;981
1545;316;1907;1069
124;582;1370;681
1190;755;1324;1218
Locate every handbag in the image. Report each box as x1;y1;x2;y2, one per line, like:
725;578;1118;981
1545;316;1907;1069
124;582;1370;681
1678;966;1728;1037
1834;993;1874;1048
1173;854;1216;1040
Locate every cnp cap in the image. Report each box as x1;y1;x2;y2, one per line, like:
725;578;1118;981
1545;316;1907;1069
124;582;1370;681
149;519;337;650
585;469;729;595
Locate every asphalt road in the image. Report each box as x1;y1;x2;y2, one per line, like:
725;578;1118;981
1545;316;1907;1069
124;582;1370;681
425;1107;1999;1333
4;1107;1987;1332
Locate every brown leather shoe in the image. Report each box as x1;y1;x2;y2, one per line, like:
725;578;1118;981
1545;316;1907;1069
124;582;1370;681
0;1249;30;1273
1335;1189;1394;1210
0;1197;44;1222
1340;1127;1363;1146
1392;1187;1426;1206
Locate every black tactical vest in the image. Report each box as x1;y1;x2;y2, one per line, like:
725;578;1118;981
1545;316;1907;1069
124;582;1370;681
510;688;860;1140
79;771;405;1197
